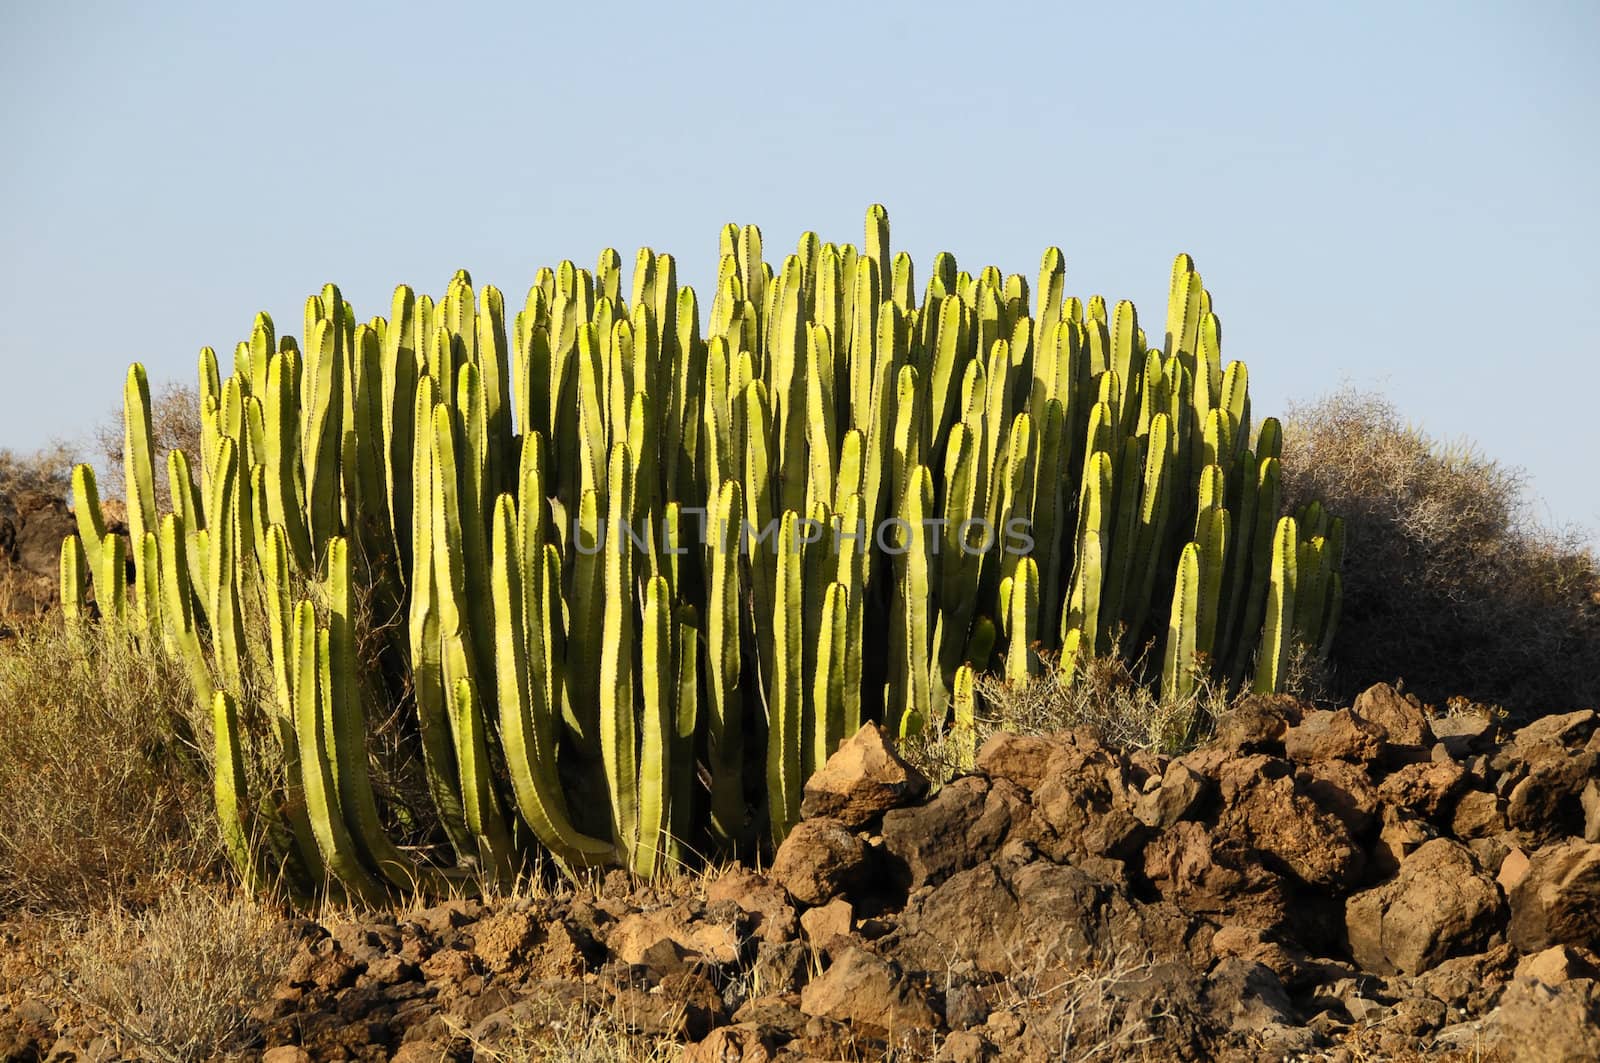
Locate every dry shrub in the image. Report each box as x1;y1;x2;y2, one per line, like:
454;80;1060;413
0;443;75;506
0;620;219;914
93;380;201;509
901;652;1237;783
983;947;1174;1062
64;883;295;1063
1281;388;1600;716
449;990;685;1062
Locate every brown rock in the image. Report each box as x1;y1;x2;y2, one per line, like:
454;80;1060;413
1371;806;1431;879
472;909;540;973
750;940;809;994
1297;758;1379;836
1133;761;1209;829
799;947;938;1032
262;1049;313;1063
1218;769;1366;889
769;817;870;906
1516;945;1600;986
1212;693;1304;752
1344;838;1503;975
1451;789;1505;839
706;869;797;942
880;776;1003;890
974;732;1059;791
1511;709;1597;753
1378;760;1468;821
1353;683;1433;748
1498;846;1532;893
800;898;853;950
1432;712;1495;757
1584;780;1600;843
1283;709;1386;764
607;904;741;970
1466;977;1600;1063
684;1024;776;1063
1507;747;1598;847
799;722;929;827
1508;840;1600;953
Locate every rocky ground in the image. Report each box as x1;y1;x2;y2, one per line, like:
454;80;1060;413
5;685;1600;1061
0;484;75;627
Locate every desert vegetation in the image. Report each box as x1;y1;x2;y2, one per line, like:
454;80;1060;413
1;207;1595;1061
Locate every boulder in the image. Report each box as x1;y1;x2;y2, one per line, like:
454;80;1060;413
1507;747;1598;847
1377;759;1468;821
1516;945;1600;987
880;776;1007;890
1344;839;1503;975
1283;709;1386;764
1511;710;1597;753
1133;761;1209;829
769;817;870;906
1296;758;1379;837
799;947;938;1033
607;903;740;970
1451;789;1505;839
799;723;929;827
1352;683;1433;749
1211;694;1304;753
1508;840;1600;953
800;898;853;952
892;861;1108;977
1432;712;1495;758
973;732;1060;791
1217;769;1366;889
1450;977;1600;1063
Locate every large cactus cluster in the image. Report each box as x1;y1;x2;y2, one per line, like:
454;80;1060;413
61;206;1340;895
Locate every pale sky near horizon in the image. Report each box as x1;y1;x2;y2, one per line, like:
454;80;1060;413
2;1;1596;539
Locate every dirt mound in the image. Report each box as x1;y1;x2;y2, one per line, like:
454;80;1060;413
6;686;1600;1061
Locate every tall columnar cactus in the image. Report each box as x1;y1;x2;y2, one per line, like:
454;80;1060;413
67;206;1339;894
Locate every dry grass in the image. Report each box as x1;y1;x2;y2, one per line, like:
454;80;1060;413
1281;388;1600;716
63;883;295;1063
0;620;220;914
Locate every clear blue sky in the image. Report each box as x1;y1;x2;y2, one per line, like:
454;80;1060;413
3;1;1596;537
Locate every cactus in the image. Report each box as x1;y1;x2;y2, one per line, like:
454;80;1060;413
64;206;1338;895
